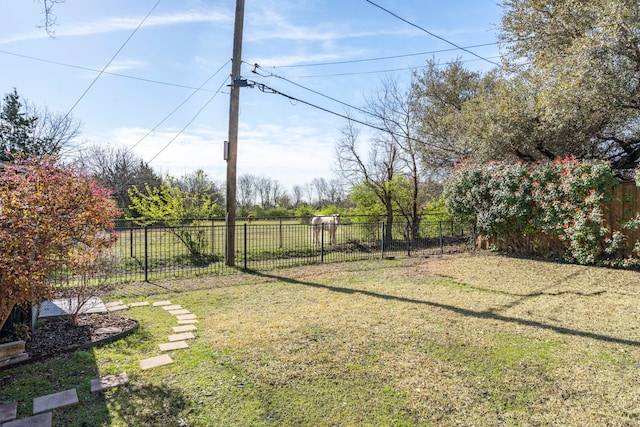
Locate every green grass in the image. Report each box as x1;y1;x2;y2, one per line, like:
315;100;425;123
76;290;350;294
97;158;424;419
4;255;640;425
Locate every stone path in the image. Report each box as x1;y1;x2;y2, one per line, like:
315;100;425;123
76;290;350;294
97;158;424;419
90;373;130;393
3;412;52;427
33;389;78;414
1;298;199;426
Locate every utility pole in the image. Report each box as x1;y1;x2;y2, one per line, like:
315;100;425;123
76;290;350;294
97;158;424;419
225;0;245;266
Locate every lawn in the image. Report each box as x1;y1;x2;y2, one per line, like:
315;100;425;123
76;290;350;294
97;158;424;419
3;253;640;426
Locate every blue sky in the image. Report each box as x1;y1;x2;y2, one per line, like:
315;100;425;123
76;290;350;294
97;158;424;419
1;0;502;190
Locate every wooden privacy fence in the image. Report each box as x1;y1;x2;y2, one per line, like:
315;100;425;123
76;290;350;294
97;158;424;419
479;181;640;257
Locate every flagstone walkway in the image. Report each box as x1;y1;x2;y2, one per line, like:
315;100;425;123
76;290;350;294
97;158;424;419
1;299;198;426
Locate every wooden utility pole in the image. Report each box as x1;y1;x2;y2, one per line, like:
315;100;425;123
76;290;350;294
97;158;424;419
225;0;245;266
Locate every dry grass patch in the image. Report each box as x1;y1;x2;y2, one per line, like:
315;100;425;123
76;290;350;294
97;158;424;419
7;256;638;425
179;256;640;425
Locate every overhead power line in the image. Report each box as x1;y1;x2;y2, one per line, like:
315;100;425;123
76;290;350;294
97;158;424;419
293;56;501;78
263;42;499;68
63;0;161;119
0;49;223;93
146;74;229;164
129;59;231;151
247;79;457;153
364;0;501;67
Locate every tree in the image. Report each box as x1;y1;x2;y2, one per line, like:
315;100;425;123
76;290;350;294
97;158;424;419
0;156;119;331
175;169;223;206
238;173;258;210
412;60;491;173
0;89;81;161
336;117;398;242
499;0;640;171
128;175;224;260
78;145;162;215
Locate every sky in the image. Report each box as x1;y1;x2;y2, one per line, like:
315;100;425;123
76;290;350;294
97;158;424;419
0;0;503;192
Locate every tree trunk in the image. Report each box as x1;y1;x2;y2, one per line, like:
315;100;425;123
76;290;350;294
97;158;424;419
384;196;394;243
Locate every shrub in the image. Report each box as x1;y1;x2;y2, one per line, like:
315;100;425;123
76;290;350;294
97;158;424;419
445;158;619;264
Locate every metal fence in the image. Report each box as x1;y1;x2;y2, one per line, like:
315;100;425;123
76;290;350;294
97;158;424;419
53;218;476;284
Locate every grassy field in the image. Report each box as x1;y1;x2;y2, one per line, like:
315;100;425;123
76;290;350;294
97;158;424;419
3;253;640;426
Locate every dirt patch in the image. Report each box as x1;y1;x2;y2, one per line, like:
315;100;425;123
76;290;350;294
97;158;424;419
25;313;138;360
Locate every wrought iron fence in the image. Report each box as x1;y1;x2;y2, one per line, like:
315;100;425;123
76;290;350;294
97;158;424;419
53;218;476;284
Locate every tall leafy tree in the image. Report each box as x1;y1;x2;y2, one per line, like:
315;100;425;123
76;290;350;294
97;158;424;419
500;0;640;170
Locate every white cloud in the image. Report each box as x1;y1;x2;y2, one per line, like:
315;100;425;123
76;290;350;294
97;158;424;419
0;10;232;45
90;122;338;191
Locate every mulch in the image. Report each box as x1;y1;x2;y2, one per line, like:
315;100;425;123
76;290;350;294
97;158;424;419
25;313;138;359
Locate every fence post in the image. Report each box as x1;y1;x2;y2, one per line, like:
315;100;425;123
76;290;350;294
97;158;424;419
144;226;149;282
439;221;444;255
211;219;215;255
381;222;385;259
129;227;134;258
321;223;325;262
244;223;247;271
406;220;411;257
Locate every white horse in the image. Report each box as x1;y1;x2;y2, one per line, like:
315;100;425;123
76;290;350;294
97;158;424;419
311;214;340;245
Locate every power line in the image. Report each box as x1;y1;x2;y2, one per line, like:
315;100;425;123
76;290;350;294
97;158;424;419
63;0;161;119
0;49;223;93
249;62;373;118
249;64;436;152
293;56;501;79
130;59;231;151
262;42;499;68
247;79;457;153
364;0;501;67
146;74;228;165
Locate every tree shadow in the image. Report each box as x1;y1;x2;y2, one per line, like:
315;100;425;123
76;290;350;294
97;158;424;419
248;270;640;347
102;382;190;427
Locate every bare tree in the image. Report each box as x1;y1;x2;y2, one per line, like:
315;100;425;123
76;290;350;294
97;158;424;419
238;173;258;209
256;176;273;209
0;89;81;161
39;0;66;37
270;179;287;207
77;145;161;214
336;117;399;242
292;185;305;207
175;169;223;206
369;76;426;238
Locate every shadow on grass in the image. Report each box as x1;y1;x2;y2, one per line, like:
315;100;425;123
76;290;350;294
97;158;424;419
248;270;640;348
104;382;190;426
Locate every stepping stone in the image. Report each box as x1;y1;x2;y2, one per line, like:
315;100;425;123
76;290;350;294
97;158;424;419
91;373;129;392
107;305;128;312
152;301;172;307
129;301;150;307
159;341;189;351
105;301;124;308
168;332;195;342
39;297;107;318
176;314;197;321
168;309;191;315
3;412;52;427
162;305;182;311
172;325;197;333
177;319;199;325
33;389;79;413
0;402;17;423
140;354;173;370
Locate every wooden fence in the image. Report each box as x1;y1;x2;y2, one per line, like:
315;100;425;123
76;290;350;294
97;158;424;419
478;181;640;257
